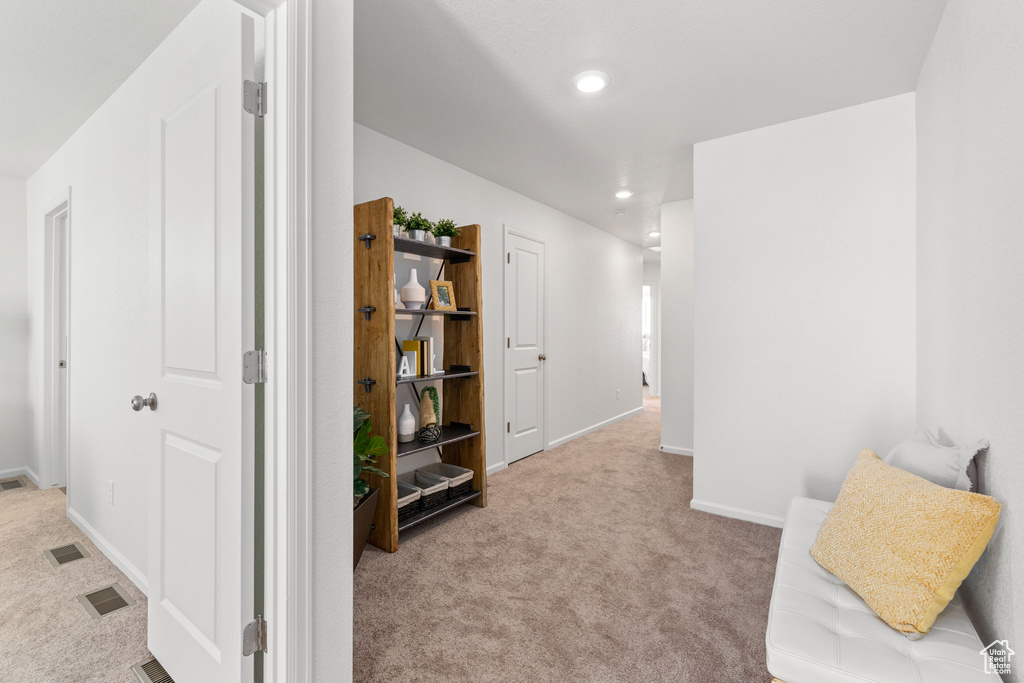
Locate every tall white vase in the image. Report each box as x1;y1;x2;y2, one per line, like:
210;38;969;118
397;404;416;443
400;269;427;310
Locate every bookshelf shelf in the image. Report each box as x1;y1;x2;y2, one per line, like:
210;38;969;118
393;236;476;262
397;490;483;532
396;370;479;385
353;197;488;553
396;424;480;458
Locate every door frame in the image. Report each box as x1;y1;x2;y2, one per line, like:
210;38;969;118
42;190;71;492
237;0;312;679
502;224;548;467
258;0;313;680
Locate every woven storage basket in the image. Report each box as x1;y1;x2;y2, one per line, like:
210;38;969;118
396;481;421;521
397;470;448;510
416;463;474;499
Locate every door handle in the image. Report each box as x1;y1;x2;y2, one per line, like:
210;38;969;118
131;393;158;412
538;354;547;361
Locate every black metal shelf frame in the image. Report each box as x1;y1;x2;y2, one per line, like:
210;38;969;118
396;424;480;458
398;490;483;532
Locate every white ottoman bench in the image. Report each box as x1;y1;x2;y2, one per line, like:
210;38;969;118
766;497;993;683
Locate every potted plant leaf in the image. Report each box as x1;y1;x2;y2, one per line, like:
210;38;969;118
405;211;432;242
354;406;389;568
433;218;461;247
392;204;408;238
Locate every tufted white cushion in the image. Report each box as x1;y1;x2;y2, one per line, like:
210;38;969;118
766;498;992;683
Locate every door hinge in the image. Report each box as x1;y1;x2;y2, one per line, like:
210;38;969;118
243;350;268;384
242;615;268;656
243;80;268;117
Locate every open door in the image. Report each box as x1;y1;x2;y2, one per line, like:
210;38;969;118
147;2;263;680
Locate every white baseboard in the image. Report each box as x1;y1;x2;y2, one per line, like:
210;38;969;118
0;466;42;487
659;445;693;456
547;406;644;449
487;462;508;477
67;507;149;596
24;466;41;487
690;498;785;529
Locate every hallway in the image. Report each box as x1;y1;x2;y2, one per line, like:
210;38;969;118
0;477;149;682
354;393;781;682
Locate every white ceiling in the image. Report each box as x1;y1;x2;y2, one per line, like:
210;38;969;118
0;0;201;179
355;0;947;246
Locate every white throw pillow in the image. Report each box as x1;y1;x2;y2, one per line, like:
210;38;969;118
884;427;987;492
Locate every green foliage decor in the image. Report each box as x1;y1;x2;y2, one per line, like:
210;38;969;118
420;386;440;420
405;211;433;234
433;218;461;238
354;407;389;502
393;204;408;229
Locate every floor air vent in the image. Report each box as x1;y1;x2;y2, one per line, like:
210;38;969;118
77;583;136;619
132;657;174;683
44;542;90;567
0;479;25;490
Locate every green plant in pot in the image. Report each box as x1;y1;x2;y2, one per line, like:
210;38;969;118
354;407;389;568
392;204;408;238
405;212;432;242
433;218;461;247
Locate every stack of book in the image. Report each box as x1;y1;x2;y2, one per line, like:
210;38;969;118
401;336;437;378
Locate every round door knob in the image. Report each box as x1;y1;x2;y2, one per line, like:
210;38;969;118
538;354;547;361
131;393;158;411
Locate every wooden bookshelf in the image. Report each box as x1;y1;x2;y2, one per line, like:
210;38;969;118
353;197;487;553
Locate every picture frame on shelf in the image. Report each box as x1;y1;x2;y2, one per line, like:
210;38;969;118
430;280;456;311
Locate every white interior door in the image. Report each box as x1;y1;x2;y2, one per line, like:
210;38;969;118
505;230;546;463
147;4;257;681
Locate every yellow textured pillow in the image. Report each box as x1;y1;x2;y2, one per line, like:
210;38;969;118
811;449;1001;638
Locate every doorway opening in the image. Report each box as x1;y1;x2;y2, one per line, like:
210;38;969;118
641;275;660;399
44;193;70;491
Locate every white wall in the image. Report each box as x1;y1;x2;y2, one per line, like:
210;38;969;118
355;124;643;473
692;94;917;525
916;0;1024;668
642;261;661;398
310;0;354;678
659;200;694;455
0;176;30;478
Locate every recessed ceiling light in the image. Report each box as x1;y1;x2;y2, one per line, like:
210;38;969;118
615;190;633;199
648;246;661;252
574;70;609;93
615;210;627;217
647;230;661;238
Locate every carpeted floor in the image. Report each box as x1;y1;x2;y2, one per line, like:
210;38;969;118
354;395;783;682
0;477;150;682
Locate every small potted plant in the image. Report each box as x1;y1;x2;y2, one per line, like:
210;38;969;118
392;204;408;239
354;407;389;568
405;212;432;242
433;218;461;247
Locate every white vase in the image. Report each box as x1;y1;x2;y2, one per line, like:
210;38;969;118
397;404;416;443
394;287;404;310
400;269;426;310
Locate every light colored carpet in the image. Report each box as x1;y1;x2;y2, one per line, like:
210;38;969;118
354;395;783;682
0;477;150;682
